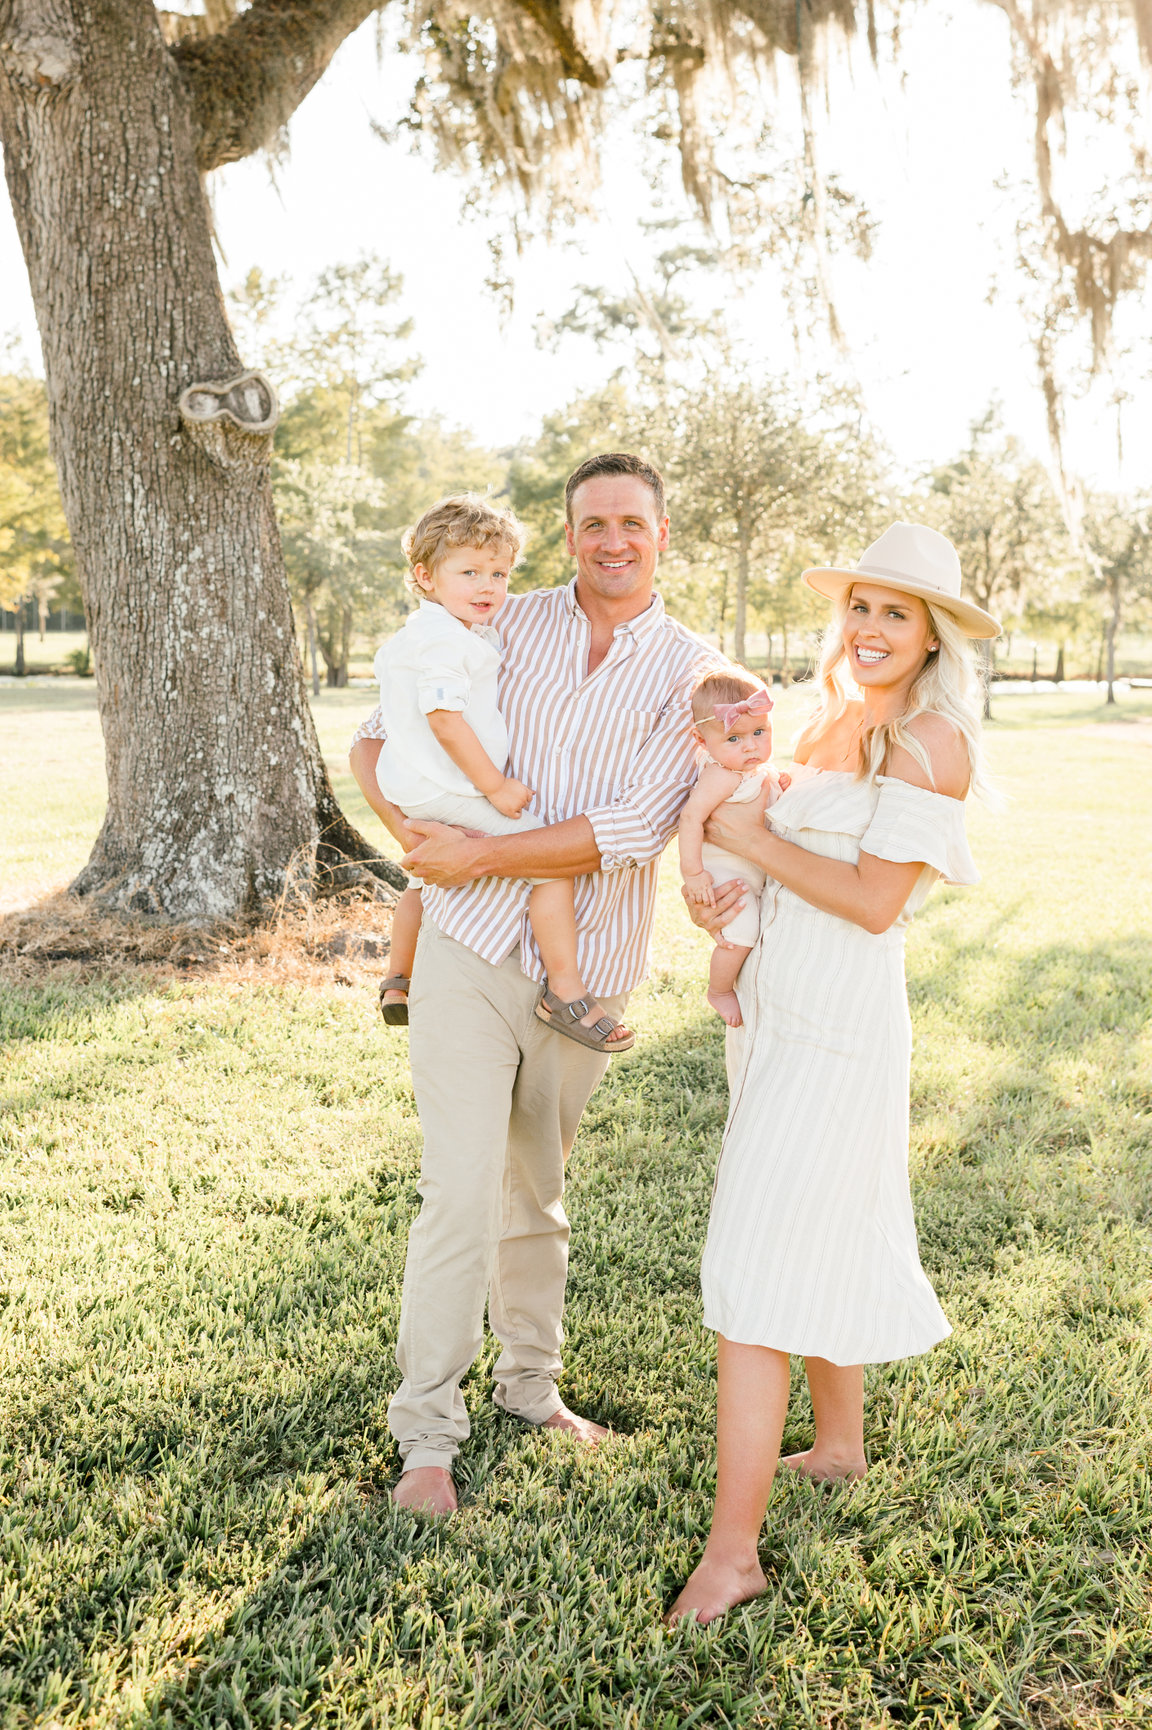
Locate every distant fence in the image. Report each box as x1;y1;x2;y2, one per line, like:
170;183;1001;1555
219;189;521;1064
0;604;86;632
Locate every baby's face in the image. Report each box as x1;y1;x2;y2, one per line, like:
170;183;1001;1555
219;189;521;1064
697;712;774;772
414;543;512;628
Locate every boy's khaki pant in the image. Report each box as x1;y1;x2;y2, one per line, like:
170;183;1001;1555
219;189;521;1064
387;918;626;1472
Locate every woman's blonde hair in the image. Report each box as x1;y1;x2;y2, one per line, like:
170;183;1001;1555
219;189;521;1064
810;589;995;801
401;494;525;598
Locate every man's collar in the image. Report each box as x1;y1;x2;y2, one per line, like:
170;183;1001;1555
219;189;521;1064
565;579;666;638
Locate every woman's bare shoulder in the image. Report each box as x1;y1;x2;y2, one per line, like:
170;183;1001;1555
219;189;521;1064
889;712;969;798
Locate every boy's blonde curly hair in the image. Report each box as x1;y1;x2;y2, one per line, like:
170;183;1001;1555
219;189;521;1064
402;494;525;598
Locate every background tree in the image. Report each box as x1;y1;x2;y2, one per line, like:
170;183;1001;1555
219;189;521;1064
1079;498;1152;705
0;370;70;675
1022;568;1094;683
924;412;1071;714
274;459;389;693
671;377;868;666
506;384;654;590
0;0;859;919
263;254;418;468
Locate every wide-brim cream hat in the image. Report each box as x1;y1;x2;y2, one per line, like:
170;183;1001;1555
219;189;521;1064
803;522;1001;639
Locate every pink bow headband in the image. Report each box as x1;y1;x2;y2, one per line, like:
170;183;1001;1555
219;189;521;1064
699;688;774;730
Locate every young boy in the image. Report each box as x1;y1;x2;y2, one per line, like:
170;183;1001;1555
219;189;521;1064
373;493;633;1054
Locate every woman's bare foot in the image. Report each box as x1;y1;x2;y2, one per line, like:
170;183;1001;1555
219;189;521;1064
391;1466;458;1515
666;1554;767;1626
382;988;408;1009
780;1448;867;1482
542;1404;611;1445
707;988;743;1027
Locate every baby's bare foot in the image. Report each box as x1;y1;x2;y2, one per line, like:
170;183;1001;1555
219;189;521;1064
666;1554;767;1626
781;1448;867;1482
707;988;743;1027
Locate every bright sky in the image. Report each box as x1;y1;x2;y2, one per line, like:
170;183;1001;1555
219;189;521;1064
1;3;1147;487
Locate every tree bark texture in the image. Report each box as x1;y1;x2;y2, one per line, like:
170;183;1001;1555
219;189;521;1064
0;0;399;915
734;534;749;668
1104;571;1120;705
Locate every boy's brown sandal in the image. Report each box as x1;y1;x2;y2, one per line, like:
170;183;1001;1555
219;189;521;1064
379;975;410;1026
534;988;635;1054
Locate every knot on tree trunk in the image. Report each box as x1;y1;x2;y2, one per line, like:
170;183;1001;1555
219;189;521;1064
0;27;78;85
178;370;279;471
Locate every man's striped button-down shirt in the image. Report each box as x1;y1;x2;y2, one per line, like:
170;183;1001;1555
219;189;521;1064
353;581;721;997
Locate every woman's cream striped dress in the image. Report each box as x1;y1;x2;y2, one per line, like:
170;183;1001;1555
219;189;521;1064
701;766;978;1365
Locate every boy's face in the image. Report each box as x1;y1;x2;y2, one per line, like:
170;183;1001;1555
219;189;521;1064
694;711;774;773
414;542;513;628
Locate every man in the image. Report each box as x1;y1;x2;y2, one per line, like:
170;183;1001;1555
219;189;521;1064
350;452;718;1515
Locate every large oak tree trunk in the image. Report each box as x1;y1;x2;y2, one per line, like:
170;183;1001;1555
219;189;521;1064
0;0;397;916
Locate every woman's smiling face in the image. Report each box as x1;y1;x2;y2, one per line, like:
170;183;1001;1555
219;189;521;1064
841;582;939;690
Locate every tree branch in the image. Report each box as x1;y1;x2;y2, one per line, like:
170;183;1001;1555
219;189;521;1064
173;0;609;174
172;0;383;172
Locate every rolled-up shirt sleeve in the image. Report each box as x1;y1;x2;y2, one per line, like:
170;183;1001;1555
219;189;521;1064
414;614;473;714
585;684;701;871
350;706;388;748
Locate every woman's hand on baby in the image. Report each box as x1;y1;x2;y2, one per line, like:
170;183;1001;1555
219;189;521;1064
704;782;773;856
683;871;717;907
682;876;746;948
490;777;534;818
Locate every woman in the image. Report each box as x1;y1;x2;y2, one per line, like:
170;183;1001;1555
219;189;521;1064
670;523;999;1625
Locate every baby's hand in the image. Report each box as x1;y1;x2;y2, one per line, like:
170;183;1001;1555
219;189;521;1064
683;871;716;907
490;777;534;818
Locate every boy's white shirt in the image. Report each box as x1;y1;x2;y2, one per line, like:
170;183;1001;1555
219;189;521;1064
374;600;508;808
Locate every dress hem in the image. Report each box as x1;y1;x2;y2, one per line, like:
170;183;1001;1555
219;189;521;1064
700;1312;953;1366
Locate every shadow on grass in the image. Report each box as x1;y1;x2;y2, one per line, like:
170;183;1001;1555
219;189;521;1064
910;925;1152;1051
6;957;1152;1722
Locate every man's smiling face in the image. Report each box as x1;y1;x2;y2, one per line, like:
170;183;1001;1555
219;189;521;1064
564;475;670;606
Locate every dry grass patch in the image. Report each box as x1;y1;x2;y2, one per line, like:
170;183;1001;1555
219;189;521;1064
0;883;400;992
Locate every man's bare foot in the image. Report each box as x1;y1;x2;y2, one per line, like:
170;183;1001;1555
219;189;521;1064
391;1466;458;1515
707;988;743;1027
781;1448;867;1482
542;1404;611;1445
666;1554;767;1626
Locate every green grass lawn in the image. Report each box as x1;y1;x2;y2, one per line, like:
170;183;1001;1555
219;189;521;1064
1;686;1151;1727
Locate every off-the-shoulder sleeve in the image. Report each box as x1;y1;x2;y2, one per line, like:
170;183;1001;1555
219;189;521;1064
859;777;979;885
350;706;388;748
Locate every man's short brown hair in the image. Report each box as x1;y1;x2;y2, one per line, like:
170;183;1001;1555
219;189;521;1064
401;494;524;597
564;453;666;524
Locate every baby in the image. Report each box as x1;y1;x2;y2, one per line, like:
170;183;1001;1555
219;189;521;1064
679;668;784;1027
372;493;632;1054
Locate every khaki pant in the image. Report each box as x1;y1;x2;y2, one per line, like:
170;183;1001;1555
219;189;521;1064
388;918;626;1472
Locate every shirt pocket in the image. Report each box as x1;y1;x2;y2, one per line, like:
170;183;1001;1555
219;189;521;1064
582;706;665;798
